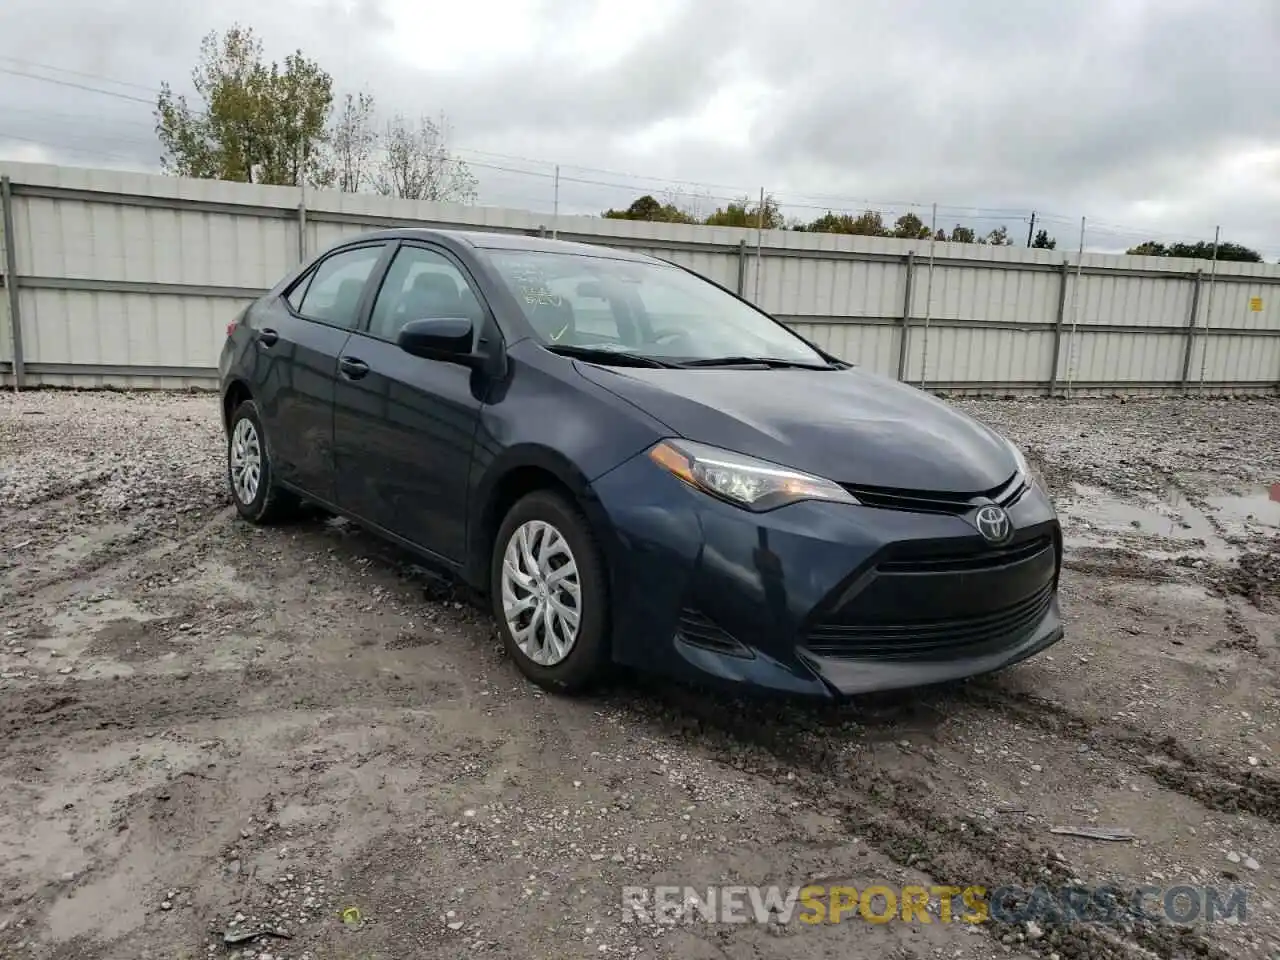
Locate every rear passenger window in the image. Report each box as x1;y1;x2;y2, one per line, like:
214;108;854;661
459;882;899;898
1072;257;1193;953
367;246;488;343
296;245;385;329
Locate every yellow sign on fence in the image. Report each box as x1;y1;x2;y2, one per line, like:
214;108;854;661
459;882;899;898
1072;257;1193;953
1249;297;1263;312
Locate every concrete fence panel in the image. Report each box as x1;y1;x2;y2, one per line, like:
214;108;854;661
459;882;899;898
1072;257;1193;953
1;159;1278;396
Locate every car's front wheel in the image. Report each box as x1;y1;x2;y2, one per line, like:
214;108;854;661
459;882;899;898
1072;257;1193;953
226;399;300;524
491;490;609;693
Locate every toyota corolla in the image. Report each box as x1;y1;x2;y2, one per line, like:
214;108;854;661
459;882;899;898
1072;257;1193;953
218;228;1063;698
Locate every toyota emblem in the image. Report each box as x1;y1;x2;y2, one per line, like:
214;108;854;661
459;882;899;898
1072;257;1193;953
973;505;1012;544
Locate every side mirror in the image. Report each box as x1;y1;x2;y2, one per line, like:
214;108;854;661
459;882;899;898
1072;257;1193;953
397;317;476;365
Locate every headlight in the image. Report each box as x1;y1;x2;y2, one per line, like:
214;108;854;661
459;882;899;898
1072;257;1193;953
647;439;858;512
1007;440;1044;490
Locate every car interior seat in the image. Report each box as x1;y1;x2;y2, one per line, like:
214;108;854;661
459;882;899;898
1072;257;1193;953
329;277;366;322
399;272;461;321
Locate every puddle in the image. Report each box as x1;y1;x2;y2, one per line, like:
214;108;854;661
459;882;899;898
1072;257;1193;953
1056;482;1277;561
1204;489;1280;531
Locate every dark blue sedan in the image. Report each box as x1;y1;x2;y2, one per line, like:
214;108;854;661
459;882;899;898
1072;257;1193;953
218;228;1063;698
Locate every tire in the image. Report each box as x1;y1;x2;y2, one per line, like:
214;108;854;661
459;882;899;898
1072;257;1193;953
226;399;301;524
491;490;610;694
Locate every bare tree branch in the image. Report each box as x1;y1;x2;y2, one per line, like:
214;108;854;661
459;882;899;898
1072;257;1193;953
373;113;477;203
319;91;378;192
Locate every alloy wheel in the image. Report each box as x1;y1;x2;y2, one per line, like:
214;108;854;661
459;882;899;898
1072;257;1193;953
501;519;582;666
229;417;262;505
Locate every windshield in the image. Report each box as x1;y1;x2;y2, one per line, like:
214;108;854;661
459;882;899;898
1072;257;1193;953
482;249;829;365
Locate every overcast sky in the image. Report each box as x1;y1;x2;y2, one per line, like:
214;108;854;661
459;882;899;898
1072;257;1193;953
1;0;1277;255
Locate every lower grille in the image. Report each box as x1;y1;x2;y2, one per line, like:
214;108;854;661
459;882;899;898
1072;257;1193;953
805;583;1054;661
676;608;754;658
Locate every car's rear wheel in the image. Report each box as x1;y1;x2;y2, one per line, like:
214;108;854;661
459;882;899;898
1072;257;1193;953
491;490;609;693
227;399;301;524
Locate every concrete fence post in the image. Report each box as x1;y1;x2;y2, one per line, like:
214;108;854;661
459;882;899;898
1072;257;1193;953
1045;260;1071;398
896;252;915;381
1;175;25;390
735;239;747;296
1179;270;1203;394
297;200;308;264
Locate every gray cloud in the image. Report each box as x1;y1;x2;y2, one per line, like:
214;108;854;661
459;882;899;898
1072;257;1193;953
1;0;1278;255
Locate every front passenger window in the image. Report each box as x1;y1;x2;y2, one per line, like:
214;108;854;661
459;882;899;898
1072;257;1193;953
368;246;487;343
296;245;385;329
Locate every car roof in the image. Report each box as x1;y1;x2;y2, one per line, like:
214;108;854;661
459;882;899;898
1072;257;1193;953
349;227;661;263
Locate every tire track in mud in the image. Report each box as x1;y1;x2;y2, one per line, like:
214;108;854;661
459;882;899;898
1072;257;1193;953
952;682;1280;826
0;667;460;741
621;684;1235;960
0;508;233;606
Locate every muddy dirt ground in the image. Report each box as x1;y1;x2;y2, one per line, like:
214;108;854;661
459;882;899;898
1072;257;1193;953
1;391;1278;960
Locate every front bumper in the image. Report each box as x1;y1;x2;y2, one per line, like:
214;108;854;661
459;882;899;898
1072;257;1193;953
586;452;1064;699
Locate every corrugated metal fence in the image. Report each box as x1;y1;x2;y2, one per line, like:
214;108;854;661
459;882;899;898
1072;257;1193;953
2;160;1279;394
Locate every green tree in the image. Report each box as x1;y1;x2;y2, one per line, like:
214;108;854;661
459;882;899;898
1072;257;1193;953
801;211;856;234
892;213;931;239
1031;229;1057;250
155;25;333;186
602;194;697;224
847;210;890;236
800;209;890;235
948;225;977;244
704;195;784;229
1126;239;1260;262
1127;241;1166;256
983;225;1012;246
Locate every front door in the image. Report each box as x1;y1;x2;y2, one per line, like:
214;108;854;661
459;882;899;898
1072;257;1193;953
250;242;388;502
332;242;489;563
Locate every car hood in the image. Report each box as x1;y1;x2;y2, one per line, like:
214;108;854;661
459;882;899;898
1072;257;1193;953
576;364;1017;493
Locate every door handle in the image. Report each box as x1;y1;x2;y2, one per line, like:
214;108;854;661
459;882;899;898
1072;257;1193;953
257;328;279;348
339;356;369;380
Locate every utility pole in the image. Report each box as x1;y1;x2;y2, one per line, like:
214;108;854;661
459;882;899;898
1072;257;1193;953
552;165;560;239
1026;211;1036;247
753;187;764;303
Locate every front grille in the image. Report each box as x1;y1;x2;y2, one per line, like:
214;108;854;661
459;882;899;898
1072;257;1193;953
805;582;1054;661
840;472;1028;516
878;535;1053;574
676;608;754;658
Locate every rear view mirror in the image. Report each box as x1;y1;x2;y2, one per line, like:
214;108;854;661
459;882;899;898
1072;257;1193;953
576;280;606;299
397;317;475;364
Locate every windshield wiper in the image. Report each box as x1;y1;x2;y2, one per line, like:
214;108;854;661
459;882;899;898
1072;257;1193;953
680;356;838;370
545;344;681;368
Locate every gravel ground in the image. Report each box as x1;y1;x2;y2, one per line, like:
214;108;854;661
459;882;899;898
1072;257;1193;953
1;390;1278;960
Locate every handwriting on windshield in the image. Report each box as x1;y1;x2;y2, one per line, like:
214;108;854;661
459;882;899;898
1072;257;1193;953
517;285;563;307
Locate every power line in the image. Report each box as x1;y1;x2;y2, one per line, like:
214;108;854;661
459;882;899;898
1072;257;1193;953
0;96;1267;253
0;61;1154;227
0;67;154;105
0;104;155;132
0;117;156;151
0;56;160;94
453;145;760;197
0;65;1093;228
0;131;151;164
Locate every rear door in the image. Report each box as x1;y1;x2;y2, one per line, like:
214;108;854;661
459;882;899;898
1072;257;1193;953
250;242;390;502
332;241;490;563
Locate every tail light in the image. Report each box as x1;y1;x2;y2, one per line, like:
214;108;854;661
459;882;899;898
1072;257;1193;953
226;306;248;339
